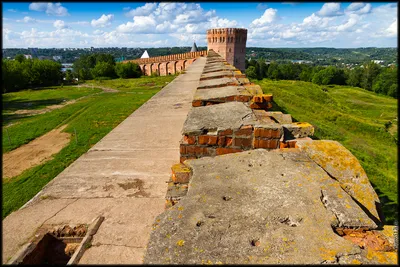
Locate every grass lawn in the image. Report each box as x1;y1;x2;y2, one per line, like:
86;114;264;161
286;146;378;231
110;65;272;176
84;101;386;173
255;79;398;224
2;75;176;218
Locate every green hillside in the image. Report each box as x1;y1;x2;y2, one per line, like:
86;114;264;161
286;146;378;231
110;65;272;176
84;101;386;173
256;79;398;223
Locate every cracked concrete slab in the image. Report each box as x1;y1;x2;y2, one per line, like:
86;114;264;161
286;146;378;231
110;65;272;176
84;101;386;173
296;140;382;224
182;102;257;135
144;149;386;264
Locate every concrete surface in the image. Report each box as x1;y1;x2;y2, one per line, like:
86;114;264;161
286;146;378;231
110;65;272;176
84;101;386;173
193;86;251;101
143;148;391;264
2;57;207;264
182;102;256;135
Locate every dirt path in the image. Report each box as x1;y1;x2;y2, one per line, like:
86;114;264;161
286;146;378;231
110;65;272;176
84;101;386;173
77;83;119;93
2;125;71;180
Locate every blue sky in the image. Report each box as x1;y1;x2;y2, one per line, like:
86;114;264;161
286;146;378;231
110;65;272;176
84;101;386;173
2;2;397;48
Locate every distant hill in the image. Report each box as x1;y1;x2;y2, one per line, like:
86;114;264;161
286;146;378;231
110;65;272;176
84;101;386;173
246;47;398;66
3;47;397;66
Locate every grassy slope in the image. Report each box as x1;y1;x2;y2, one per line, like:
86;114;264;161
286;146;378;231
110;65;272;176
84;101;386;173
255;79;398;223
2;76;176;218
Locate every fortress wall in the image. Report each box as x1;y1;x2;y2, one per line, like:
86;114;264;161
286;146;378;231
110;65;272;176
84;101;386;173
129;51;205;76
125;51;207;65
178;50;314;163
142;48;397;265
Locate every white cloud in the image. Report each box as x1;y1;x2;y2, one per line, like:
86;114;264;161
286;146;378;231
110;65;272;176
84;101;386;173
53;20;67;29
91;14;114;28
385;19;397;37
125;3;157;17
346;3;365;12
346;3;372;15
251;8;277;26
317;3;343;17
337;14;359;31
17;16;37;23
70;21;90;26
117;16;157;33
8;9;17;12
29;2;69;16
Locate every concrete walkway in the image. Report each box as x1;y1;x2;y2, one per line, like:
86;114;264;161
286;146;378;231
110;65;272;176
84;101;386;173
2;57;206;264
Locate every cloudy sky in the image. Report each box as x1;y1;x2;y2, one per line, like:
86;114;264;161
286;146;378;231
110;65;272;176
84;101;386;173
2;2;397;48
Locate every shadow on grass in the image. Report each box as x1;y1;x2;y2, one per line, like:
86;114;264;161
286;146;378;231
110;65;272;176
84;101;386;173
3;98;66;112
370;181;398;225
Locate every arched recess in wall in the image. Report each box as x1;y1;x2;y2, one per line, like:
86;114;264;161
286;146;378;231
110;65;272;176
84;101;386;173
174;61;178;74
183;60;187;71
142;64;147;76
157;63;161;75
150;63;155;75
165;62;170;75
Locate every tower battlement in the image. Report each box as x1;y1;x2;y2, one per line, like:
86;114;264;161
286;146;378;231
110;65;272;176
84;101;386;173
207;28;247;71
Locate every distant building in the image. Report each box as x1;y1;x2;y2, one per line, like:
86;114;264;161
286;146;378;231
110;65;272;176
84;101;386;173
141;50;150;58
372;60;384;64
24;54;32;59
53;55;62;61
190;42;198;52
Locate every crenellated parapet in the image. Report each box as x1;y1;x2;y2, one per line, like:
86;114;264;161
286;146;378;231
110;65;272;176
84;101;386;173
123;50;207;65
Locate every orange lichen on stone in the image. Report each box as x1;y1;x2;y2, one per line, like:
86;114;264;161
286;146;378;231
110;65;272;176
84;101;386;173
337;228;394;252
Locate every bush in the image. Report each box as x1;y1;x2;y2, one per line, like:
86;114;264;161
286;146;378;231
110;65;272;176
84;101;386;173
115;62;142;78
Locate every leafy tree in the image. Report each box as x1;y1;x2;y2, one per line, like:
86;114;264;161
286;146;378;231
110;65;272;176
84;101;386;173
245;66;258;79
360;61;381;91
312;66;346;85
372;67;398;96
266;62;281;80
91;61;116;79
15;54;26;63
346;67;363;88
65;69;74;83
115;62;142;78
299;65;313;82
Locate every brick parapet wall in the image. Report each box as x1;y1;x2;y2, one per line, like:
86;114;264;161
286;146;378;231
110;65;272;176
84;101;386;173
124;50;207;65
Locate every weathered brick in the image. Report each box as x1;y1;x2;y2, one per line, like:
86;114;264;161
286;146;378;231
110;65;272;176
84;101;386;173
234;137;252;148
226;137;233;147
218;129;233;136
194;146;205;155
192;100;202;107
183;135;196;145
234;125;253;136
171;163;191;183
218;136;226;146
180;144;187;154
226;95;235;101
262;94;273;102
198;135;209;145
186;145;196;154
255;139;279;149
208;135;218;145
216;147;243;156
254;127;281;139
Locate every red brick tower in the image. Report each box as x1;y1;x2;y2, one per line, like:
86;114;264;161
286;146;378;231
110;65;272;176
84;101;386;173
206;28;247;72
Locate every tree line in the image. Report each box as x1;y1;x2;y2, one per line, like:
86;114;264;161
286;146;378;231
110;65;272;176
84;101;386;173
2;55;63;93
245;59;397;98
2;53;143;93
71;53;142;81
